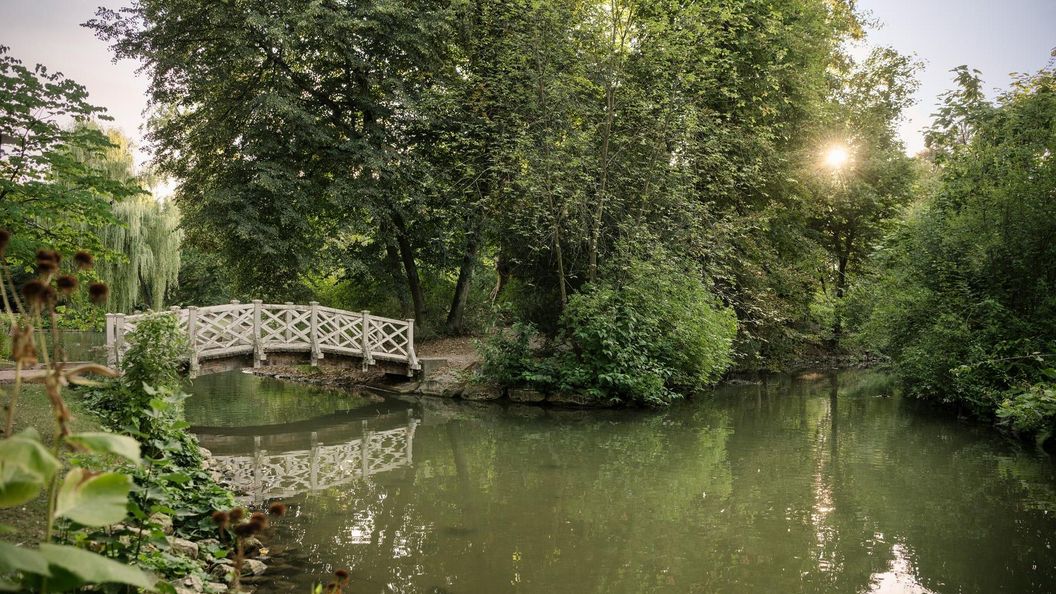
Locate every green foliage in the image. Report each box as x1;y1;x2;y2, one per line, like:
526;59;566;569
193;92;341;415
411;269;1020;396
0;48;140;270
856;64;1056;439
89;0;867;356
997;376;1056;440
555;259;738;405
0;427;157;592
97;191;183;314
478;323;542;388
483;258;737;406
82;312;235;540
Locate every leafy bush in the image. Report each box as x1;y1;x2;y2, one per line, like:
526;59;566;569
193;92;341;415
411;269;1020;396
478;322;539;387
555;259;737;405
481;259;737;406
85;313;190;455
854;66;1056;440
83;313;234;537
997;375;1056;443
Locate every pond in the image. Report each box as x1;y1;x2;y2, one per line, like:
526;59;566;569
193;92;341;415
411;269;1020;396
185;370;1056;594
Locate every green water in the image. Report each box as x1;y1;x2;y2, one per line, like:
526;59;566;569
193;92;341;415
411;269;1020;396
186;370;1056;594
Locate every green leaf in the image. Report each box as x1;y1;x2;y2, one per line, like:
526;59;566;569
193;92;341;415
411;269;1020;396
66;432;141;465
38;544;156;591
159;472;191;485
0;542;51;577
0;431;61;507
54;469;132;527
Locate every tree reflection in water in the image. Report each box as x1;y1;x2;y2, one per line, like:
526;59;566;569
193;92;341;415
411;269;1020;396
191;370;1056;594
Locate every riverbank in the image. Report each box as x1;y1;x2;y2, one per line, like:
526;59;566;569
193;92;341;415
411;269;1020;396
247;336;886;406
0;384;276;594
248;337;622;408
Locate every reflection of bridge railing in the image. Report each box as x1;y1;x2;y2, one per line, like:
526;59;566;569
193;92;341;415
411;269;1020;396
213;416;418;503
105;301;419;376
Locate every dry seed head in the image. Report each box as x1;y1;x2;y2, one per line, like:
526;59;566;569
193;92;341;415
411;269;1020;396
88;282;109;305
56;275;78;294
21;280;48;306
73;251;94;270
36;259;58;276
228;508;245;522
268;502;287;517
233;522;258;538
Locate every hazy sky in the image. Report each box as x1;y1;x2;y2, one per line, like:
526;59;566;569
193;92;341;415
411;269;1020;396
2;0;1054;163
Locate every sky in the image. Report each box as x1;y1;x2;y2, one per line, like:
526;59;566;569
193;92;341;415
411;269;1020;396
1;0;1054;163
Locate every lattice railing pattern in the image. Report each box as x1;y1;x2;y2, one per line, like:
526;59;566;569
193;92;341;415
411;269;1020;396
105;301;419;375
211;420;417;503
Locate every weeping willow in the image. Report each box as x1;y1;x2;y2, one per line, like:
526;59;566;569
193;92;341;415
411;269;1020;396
63;122;180;312
97;196;183;312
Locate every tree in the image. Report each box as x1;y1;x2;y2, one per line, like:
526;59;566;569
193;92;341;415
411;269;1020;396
58;122;181;313
856;61;1056;435
804;47;920;345
89;0;454;315
0;48;138;269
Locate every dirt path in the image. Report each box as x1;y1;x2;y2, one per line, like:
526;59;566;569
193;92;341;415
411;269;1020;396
416;336;481;370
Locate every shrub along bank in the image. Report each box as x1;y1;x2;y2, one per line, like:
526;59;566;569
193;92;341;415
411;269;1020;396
479;258;738;406
851;66;1056;445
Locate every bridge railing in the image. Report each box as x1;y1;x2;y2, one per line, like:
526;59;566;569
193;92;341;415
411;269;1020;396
106;300;419;375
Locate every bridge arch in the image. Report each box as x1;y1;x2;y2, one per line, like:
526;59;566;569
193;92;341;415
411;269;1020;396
106;300;419;377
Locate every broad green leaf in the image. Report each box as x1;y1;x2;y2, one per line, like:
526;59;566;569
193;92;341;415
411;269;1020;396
54;469;132;527
66;432;141;465
0;542;50;576
38;544;156;591
0;431;61;507
159;472;191;484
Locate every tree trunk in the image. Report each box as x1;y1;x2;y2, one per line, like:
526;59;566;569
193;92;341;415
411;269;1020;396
446;216;482;335
831;247;850;347
490;252;510;303
391;210;426;325
384;241;412;317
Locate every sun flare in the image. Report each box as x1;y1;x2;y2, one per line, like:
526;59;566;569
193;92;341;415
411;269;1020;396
823;145;851;170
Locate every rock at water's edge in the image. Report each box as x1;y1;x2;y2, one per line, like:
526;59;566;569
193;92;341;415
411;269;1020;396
546;392;598;407
461;383;503;401
509;388;545;403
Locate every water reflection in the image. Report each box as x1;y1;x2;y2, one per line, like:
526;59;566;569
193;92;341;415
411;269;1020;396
189;370;1056;594
207;413;418;503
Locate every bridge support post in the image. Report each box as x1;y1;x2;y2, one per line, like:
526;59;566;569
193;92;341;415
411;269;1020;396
309;301;321;366
113;314;126;368
105;314;116;367
361;310;373;372
252;300;264;368
187;307;200;377
405;318;417;377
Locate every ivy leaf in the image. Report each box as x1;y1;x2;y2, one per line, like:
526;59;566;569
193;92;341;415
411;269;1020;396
66;432;142;465
37;544;156;591
54;469;132;527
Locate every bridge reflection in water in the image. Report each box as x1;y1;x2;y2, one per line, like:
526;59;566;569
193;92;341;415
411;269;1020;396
203;411;418;503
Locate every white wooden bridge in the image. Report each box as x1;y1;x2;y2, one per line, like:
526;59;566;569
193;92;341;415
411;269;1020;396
210;415;418;503
105;301;419;376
